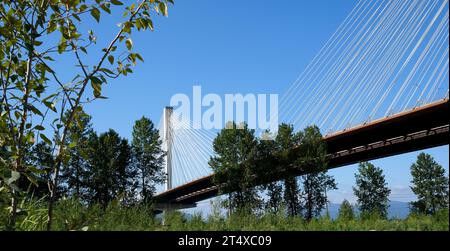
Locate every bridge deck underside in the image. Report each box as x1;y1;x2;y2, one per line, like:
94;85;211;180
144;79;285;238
154;100;449;205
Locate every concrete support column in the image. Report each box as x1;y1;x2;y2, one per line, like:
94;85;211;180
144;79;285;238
164;106;173;191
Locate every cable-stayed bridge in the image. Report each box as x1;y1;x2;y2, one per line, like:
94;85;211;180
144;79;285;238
153;0;450;211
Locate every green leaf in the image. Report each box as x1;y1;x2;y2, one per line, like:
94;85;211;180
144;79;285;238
80;46;87;54
90;76;102;84
34;125;45;131
28;104;43;117
43;55;55;61
135;53;144;62
14;111;22;120
79;4;88;12
26;133;35;144
99;68;114;74
123;22;132;34
126;38;133;50
57;40;67;54
68;141;77;148
6;171;20;186
108;55;114;65
40;134;52;145
47;21;57;34
43;100;57;113
147;19;154;30
73;13;81;22
24;173;39;186
111;0;123;5
159;2;168;16
100;3;111;14
90;8;101;22
26;165;47;174
90;76;102;98
43;93;58;101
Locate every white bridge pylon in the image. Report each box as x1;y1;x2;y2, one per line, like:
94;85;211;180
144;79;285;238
163;106;173;191
159;107;216;191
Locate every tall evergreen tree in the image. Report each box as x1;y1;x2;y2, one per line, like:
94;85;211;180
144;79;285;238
410;153;449;215
85;129;132;208
275;123;302;217
353;162;391;218
209;122;261;214
131;117;166;204
60;110;93;200
338;199;355;221
257;132;283;213
264;181;283;213
297;126;336;221
27;142;54;197
301;171;337;221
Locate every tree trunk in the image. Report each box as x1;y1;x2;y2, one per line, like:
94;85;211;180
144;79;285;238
47;161;62;231
8;196;18;230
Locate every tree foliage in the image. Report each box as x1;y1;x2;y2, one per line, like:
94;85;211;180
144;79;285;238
296;126;336;220
209;122;261;214
60;110;92;200
275;123;302;217
256;133;283;213
338;199;354;221
85;129;132;209
353;162;391;218
131;116;165;204
410;152;449;215
209;123;334;221
301;171;337;221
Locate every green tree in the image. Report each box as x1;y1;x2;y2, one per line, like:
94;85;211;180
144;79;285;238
296;126;335;221
264;181;283;214
301;171;337;221
337;199;355;221
26;142;54;198
209;122;261;214
257;132;283;214
353;162;391;218
0;0;173;230
275;123;301;217
85;129;132;209
131;116;165;204
410;153;449;215
60;110;93;200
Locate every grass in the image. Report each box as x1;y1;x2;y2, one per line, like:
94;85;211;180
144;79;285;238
1;198;448;231
158;210;449;231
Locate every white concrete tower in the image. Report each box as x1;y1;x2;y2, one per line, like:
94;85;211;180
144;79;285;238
163;106;173;191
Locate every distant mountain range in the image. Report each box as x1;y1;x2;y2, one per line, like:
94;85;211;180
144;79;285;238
324;201;411;219
178;201;412;220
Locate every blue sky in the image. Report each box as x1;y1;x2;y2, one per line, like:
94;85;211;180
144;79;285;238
83;0;361;136
48;0;448;205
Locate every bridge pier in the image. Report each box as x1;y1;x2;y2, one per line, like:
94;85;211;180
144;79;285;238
154;202;197;225
154;203;197;213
